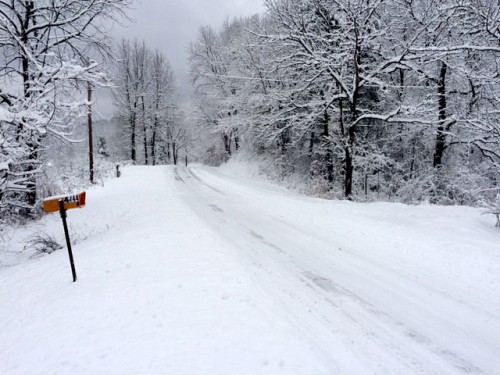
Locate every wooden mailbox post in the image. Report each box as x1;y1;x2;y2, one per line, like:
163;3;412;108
43;192;86;282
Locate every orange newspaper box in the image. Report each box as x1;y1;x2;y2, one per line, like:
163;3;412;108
43;192;86;213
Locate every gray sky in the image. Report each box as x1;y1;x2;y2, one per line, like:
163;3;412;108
95;0;266;118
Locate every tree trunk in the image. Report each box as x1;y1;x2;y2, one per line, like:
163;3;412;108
141;96;148;165
279;128;289;155
131;115;136;163
409;141;416;180
88;84;94;183
166;126;172;163
339;96;357;199
344;127;355;198
344;97;359;198
223;133;232;157
25;146;38;209
172;142;177;165
309;131;315;157
21;2;34;99
151;116;157;166
321;109;334;185
344;34;361;199
433;61;448;168
22;2;37;209
234;132;240;151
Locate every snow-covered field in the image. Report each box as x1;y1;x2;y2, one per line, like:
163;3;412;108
1;165;499;374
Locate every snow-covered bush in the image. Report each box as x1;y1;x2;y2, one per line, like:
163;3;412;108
24;232;63;256
482;194;500;228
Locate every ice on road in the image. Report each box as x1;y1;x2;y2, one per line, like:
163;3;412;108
1;165;499;374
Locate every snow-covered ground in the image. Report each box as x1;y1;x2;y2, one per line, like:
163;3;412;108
1;165;499;374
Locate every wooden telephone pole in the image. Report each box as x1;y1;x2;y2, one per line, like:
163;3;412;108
88;83;94;184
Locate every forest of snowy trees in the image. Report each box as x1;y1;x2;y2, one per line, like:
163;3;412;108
1;0;499;221
190;0;499;205
113;39;184;166
0;0;131;219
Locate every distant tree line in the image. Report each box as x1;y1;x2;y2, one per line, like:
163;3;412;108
113;39;186;166
189;0;499;205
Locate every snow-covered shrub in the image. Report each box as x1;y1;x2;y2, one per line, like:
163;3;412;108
482;194;500;228
97;137;110;158
24;232;62;256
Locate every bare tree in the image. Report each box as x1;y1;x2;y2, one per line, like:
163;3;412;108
150;50;176;166
114;40;179;166
266;0;403;197
114;39;148;164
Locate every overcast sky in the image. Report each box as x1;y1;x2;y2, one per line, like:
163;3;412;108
96;0;265;117
95;0;266;118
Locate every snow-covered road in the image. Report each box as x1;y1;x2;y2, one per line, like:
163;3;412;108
177;165;500;374
1;165;499;374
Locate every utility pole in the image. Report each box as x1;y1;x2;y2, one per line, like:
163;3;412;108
88;82;94;184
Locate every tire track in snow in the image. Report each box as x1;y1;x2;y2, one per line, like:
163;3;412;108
187;168;225;195
174;167;185;183
243;225;484;374
173;166;491;374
